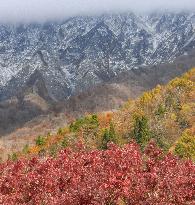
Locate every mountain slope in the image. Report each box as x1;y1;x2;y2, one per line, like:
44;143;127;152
0;48;195;139
0;65;194;161
1;12;195;101
1;67;194;162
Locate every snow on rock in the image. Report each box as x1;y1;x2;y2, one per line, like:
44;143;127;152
0;12;195;101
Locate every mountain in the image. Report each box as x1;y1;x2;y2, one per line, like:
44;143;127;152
1;12;195;101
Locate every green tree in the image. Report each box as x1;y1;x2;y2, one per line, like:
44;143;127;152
101;123;117;149
91;114;98;124
174;131;195;161
22;144;30;155
36;136;46;146
69;114;99;132
101;129;110;150
155;104;166;117
61;137;68;148
11;153;18;161
109;122;117;143
133;115;151;148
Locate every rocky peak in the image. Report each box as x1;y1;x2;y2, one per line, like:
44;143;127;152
0;12;195;101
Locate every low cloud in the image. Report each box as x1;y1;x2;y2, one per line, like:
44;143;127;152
0;0;195;23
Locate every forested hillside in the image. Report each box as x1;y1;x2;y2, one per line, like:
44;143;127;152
0;68;194;205
6;67;194;161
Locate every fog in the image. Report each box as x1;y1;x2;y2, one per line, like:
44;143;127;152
0;0;195;23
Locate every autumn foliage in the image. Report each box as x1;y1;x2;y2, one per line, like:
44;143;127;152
0;141;194;205
4;68;195;162
0;69;194;204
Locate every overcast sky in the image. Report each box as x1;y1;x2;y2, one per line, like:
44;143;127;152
1;0;195;23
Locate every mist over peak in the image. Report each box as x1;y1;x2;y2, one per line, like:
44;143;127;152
0;0;195;24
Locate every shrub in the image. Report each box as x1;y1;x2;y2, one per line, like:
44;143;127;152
69;114;99;132
11;153;18;161
0;142;194;204
57;128;64;135
49;144;59;157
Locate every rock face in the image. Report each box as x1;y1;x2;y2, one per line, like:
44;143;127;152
1;12;195;101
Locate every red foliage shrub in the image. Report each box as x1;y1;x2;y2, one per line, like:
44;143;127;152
0;142;194;205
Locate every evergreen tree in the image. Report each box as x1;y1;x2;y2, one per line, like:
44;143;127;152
109;122;117;143
36;136;46;146
101;129;110;150
101;123;117;149
133;115;151;148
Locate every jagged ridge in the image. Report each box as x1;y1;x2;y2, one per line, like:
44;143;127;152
1;12;195;100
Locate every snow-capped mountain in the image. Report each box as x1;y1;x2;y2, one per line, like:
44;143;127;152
0;12;195;101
